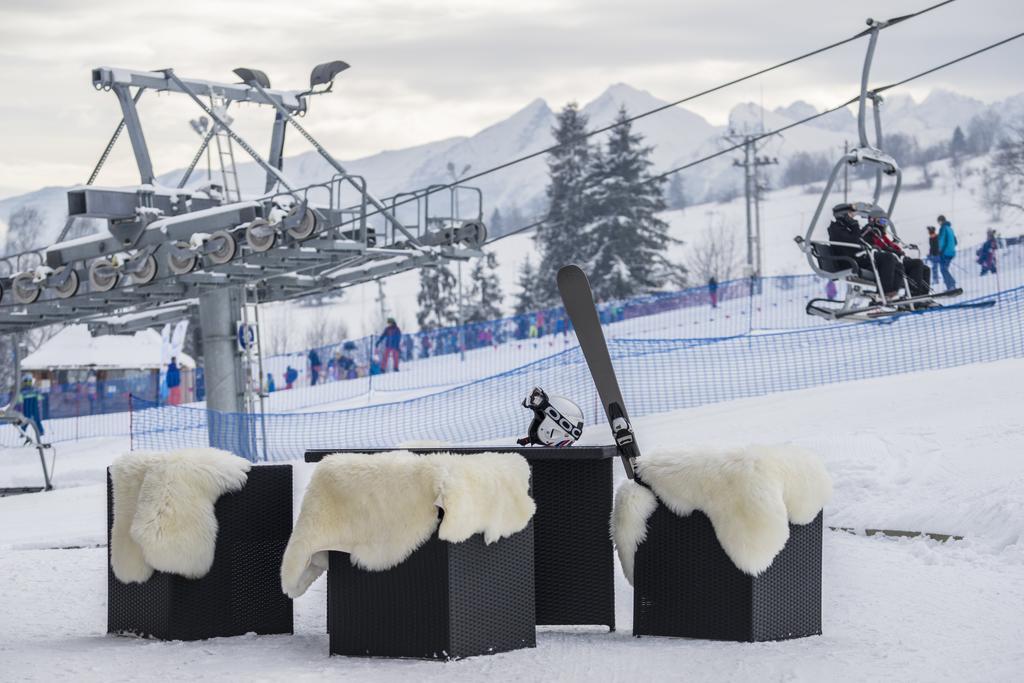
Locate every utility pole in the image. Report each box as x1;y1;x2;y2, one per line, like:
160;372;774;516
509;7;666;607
726;131;777;281
843;140;850;204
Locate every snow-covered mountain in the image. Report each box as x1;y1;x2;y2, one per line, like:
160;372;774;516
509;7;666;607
1;84;1020;251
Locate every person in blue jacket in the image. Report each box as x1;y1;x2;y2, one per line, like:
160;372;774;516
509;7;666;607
376;318;402;372
936;214;958;291
15;374;44;438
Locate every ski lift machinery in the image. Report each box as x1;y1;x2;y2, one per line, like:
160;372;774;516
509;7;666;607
795;18;991;322
0;61;487;329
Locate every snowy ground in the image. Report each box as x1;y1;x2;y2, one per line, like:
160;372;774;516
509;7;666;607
2;358;1023;680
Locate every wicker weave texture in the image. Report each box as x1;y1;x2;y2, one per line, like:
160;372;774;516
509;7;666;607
328;523;536;660
107;464;294;641
633;504;822;642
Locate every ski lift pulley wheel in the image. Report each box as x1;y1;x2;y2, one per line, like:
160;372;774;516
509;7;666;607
52;267;80;299
245;218;277;252
11;273;41;304
167;245;199;275
88;259;119;293
286;209;319;240
207;229;237;265
131;254;158;284
461;220;487;246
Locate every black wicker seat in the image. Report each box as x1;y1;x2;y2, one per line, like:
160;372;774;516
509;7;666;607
633;505;823;642
106;464;294;641
306;445;616;630
328;521;536;659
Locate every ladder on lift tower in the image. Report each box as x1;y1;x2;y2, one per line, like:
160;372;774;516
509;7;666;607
210;92;241;202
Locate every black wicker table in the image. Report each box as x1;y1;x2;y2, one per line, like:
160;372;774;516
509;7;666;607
633;505;823;642
305;445;616;630
107;464;294;641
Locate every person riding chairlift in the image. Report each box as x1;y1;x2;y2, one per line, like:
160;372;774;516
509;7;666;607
826;204;929;302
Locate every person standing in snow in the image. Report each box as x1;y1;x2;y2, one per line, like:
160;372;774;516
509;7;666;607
266;373;276;393
376;318;402;372
308;348;323;386
284;365;298;390
926;226;941;285
977;229;998;276
14;374;44;439
708;276;719;308
825;279;838;300
936;214;958;291
166;357;182;405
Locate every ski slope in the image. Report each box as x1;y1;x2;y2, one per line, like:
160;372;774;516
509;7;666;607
2;357;1022;680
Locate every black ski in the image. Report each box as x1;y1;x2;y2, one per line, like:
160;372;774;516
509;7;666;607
557;265;639;479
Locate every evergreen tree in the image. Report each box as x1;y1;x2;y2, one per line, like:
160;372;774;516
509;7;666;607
488;207;504;237
535;103;596;304
951;125;968;184
416;263;457;330
584;106;685;301
514;256;540;315
667;173;688;210
464;252;504;323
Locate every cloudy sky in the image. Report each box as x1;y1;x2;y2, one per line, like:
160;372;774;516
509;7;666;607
0;0;1020;195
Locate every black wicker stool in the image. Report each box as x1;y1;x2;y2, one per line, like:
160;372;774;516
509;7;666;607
327;521;536;659
633;504;822;642
307;446;615;630
107;464;294;641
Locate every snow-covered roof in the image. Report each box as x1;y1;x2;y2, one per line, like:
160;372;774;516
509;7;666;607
21;325;195;371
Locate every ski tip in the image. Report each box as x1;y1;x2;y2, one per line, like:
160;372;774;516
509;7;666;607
556;264;587;287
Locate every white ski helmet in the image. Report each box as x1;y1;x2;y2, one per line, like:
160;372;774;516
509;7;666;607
517;387;584;447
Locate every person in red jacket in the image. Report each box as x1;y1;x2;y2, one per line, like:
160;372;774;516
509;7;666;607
864;212;930;298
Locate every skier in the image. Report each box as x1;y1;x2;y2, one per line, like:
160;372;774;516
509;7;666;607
376;318;402;372
926;226;941;285
15;374;44;439
825;279;838;301
977;229;998;276
284;365;298;390
708;277;719;308
267;373;276;393
308;348;323;386
166;357;182;405
936;214;958;291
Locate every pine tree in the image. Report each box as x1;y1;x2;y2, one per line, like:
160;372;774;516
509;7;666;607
488;207;504;237
535;103;596;304
464;252;504;323
951;125;968;185
514;256;540;315
416;264;457;330
584;106;685;301
667;173;688;210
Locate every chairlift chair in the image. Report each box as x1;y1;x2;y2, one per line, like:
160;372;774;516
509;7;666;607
795;18;966;322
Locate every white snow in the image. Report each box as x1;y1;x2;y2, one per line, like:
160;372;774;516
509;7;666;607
2;358;1023;680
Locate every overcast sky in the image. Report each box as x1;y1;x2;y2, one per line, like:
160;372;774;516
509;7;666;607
0;0;1020;195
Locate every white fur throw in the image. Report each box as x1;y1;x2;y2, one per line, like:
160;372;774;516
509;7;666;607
612;445;831;582
281;451;536;599
110;448;251;583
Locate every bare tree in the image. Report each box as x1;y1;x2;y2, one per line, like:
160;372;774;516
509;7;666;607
980;168;1009;222
303;315;349;350
684;215;742;283
263;311;293;356
3;206;45;256
990;122;1024;216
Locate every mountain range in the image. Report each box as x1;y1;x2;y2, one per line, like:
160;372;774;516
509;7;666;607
3;83;1022;248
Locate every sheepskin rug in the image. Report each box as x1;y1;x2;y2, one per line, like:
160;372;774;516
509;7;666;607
612;445;832;582
110;448;251;583
281;451;535;599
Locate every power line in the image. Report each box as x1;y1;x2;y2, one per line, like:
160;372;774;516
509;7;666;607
486;27;1024;246
417;1;960;201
